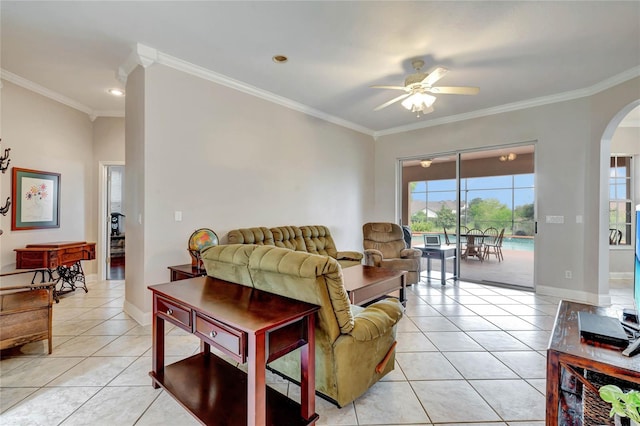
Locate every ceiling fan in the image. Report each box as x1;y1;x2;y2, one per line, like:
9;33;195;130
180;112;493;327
371;59;479;116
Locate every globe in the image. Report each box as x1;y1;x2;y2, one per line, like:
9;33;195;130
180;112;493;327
188;228;219;252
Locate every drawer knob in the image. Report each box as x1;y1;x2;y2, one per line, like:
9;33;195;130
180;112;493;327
166;308;173;316
209;330;217;338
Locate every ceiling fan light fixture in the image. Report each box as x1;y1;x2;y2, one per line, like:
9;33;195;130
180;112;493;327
499;153;517;162
420;159;433;168
272;55;288;63
401;92;436;113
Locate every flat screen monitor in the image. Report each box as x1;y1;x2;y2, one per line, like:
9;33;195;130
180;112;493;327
634;205;640;316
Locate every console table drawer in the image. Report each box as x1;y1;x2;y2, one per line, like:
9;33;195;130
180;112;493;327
156;297;191;331
195;313;246;362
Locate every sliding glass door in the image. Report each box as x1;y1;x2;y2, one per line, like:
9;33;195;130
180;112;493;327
401;145;535;289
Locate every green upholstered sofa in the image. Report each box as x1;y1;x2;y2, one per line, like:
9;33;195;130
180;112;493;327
200;244;403;407
227;225;363;268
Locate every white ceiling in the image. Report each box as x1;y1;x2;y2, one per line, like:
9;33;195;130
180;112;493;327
2;1;639;135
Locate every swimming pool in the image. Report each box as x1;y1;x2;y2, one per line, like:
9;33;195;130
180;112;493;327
412;234;534;251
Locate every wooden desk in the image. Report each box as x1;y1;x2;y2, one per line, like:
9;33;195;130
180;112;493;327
167;264;206;281
342;265;407;306
546;300;640;425
148;276;320;425
14;241;96;299
417;245;457;285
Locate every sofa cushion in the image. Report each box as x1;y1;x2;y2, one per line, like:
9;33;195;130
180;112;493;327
201;244;256;287
271;226;306;252
227;227;274;245
300;225;338;258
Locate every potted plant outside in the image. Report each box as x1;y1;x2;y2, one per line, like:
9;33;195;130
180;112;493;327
599;385;640;426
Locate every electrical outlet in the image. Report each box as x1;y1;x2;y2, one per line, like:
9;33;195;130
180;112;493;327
565;270;572;279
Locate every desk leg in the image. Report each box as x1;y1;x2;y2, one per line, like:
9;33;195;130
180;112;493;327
300;314;316;422
427;257;432;281
440;252;446;286
399;275;407;306
151;298;164;389
545;350;560;426
453;254;458;281
247;332;267;426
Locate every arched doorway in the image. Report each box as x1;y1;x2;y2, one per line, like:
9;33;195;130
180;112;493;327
599;101;640;306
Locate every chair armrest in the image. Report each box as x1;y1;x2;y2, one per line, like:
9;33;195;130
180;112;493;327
336;251;363;261
363;249;383;266
400;248;422;259
349;298;403;341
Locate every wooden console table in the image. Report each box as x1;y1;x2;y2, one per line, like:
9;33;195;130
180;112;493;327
14;241;96;300
149;276;320;425
342;265;407;306
546;300;640;425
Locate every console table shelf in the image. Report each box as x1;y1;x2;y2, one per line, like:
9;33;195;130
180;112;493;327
150;352;315;425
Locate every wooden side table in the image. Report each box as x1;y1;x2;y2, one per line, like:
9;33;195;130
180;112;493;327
149;276;320;425
167;264;206;281
546;300;640;425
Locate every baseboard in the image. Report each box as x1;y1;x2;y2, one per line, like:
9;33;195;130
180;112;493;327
609;272;633;280
536;285;611;306
85;273;97;283
123;300;152;326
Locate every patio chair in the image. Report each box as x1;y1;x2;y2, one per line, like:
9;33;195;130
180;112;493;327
443;228;452;245
482;227;499;260
484;228;505;261
462;228;485;262
609;228;622;244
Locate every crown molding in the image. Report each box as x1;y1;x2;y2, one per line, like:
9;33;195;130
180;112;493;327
118;44;374;136
374;65;640;138
1;69;94;116
117;43;158;84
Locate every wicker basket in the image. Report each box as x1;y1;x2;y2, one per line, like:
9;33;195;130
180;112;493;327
583;371;639;426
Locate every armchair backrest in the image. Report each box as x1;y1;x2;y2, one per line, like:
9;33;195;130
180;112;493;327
300;225;338;258
201;244;257;287
362;222;407;259
248;245;351;342
227;227;274;246
271;226;306;251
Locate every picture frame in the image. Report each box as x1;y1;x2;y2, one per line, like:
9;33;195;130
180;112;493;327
11;167;61;230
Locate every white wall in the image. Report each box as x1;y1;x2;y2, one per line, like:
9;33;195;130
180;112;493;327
123;64;374;323
609;126;640;277
375;77;640;304
0;81;95;285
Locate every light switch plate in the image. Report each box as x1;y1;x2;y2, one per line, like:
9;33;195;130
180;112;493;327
546;215;564;224
174;211;182;222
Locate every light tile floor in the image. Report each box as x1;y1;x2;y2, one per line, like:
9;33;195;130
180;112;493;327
0;277;634;425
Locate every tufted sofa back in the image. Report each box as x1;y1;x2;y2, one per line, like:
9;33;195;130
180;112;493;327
271;226;306;252
227;227;274;246
300;225;339;258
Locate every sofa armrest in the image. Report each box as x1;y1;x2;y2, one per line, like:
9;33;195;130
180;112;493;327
363;249;383;266
336;250;363;261
400;248;422;259
349;298;403;341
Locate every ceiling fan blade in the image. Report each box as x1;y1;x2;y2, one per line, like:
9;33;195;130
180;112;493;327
374;93;410;111
421;67;448;86
428;86;480;95
370;85;408;90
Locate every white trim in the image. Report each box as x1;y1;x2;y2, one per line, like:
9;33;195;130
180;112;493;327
536;284;612;306
124;45;374;136
609;272;634;280
374;66;640;138
98;161;126;281
1;69;94;116
123;299;151;326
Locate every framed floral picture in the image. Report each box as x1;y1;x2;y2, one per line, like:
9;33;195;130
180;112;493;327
11;168;61;230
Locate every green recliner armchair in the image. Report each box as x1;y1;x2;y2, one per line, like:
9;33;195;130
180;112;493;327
201;244;403;407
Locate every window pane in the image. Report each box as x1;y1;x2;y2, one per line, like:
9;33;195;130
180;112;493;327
466;176;512;190
427;179;456;191
514;174;534;187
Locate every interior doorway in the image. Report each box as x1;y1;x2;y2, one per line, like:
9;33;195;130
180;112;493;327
105;164;125;280
401;143;536;289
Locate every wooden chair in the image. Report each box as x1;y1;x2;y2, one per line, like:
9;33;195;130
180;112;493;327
463;228;485;262
482;227;499;260
484;228;505;261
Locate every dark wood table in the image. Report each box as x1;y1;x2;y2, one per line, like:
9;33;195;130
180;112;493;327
546;300;640;425
14;241;96;300
342;265;407;306
148;276;320;426
416;245;457;285
167;263;206;281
